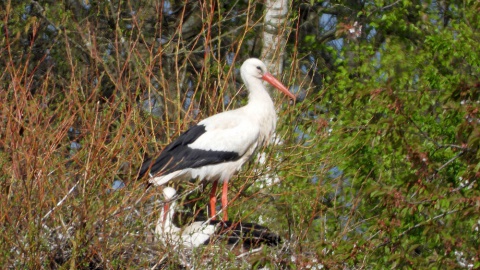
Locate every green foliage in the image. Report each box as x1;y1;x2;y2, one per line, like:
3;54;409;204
291;0;480;267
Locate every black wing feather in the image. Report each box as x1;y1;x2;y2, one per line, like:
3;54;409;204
205;220;282;248
138;124;240;179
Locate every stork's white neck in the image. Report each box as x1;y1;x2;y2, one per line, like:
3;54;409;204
243;78;277;145
156;201;179;236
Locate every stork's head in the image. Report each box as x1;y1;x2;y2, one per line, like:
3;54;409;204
240;58;296;100
241;58;268;79
162;187;177;200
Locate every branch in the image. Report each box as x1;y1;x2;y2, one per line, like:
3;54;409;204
380;0;402;11
41;179;79;222
374;207;463;251
316;29;336;44
435;151;464;174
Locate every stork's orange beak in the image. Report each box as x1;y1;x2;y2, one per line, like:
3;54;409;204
163;203;169;225
262;72;296;101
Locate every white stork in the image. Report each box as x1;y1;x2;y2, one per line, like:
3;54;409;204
155;187;281;248
139;58;295;221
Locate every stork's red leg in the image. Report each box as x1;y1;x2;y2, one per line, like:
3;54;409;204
221;180;229;221
210;181;218;220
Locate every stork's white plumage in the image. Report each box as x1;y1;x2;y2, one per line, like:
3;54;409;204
155;187;215;248
139;58;295;221
155;187;281;248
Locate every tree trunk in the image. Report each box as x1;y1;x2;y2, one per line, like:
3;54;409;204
261;0;289;79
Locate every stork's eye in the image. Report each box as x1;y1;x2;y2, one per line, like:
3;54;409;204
256;66;262;71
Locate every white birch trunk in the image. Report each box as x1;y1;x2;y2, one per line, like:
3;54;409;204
261;0;289;79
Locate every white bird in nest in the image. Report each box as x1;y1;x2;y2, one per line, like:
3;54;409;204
139;58;296;221
155;187;282;249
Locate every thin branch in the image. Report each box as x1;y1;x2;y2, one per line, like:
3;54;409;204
316;29;336;44
236;247;263;259
435;151;464;173
41;179;79;222
374;207;463;250
380;0;402;11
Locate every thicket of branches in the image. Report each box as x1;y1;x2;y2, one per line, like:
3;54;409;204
1;0;479;269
